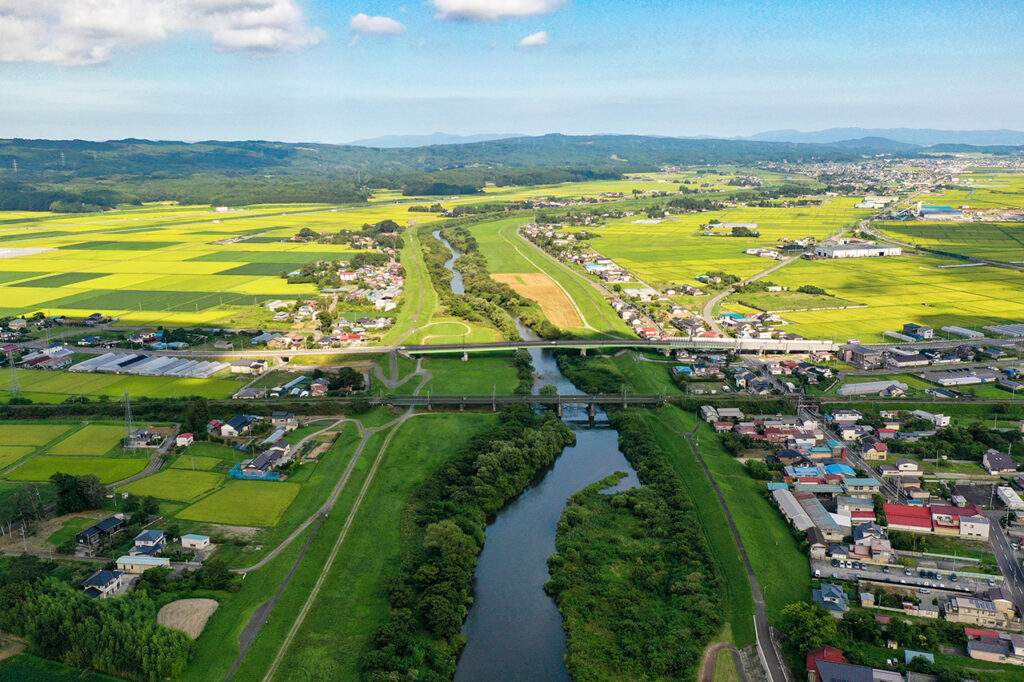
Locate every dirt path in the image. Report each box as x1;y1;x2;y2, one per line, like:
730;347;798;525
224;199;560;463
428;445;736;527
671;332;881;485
699;642;748;682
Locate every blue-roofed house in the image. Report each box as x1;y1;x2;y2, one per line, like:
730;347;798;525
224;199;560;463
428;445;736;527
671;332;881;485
76;516;126;547
813;583;850;617
766;481;789;491
131;529;167;556
824;463;857;478
82;570;124;599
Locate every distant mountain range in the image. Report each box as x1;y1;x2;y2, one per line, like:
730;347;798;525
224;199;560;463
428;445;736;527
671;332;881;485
346;128;1024;149
347;132;521;148
743;127;1024;146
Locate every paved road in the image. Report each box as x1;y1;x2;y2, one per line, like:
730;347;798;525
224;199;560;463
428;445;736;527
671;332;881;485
985;511;1024;614
107;425;179;488
699;642;749;682
813;559;994;595
683;427;787;682
700;254;805;335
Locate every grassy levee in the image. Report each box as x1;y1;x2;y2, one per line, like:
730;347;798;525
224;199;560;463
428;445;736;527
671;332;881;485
389;353;520;395
384;228;436;344
635;406;755;647
686;409;811;617
466;216;632;338
230;413;497;681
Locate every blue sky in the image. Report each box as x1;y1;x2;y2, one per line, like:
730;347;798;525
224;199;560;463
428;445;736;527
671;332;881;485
0;0;1021;142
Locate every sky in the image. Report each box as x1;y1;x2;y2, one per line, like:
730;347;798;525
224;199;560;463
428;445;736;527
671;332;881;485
0;0;1022;142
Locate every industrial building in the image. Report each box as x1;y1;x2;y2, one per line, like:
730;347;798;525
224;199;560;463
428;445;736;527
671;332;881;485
813;241;902;259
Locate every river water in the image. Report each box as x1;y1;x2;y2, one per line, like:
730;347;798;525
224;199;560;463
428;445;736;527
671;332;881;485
433;229;465;295
435;225;640;682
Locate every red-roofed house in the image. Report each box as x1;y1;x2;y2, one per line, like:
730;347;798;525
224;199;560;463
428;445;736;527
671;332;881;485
965;627;1001;640
884;503;932;532
807;646;848;682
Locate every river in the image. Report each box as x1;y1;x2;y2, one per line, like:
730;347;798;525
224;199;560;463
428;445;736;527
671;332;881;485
433;229;465;295
434;227;639;681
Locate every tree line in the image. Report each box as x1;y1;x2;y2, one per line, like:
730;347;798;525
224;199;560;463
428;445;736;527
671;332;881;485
361;405;576;680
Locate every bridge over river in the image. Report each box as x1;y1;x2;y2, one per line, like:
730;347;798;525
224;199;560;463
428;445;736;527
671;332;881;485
387;392;668;417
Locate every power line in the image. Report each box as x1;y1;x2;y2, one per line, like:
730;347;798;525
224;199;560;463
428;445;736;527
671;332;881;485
123;391;136;452
7;352;19;397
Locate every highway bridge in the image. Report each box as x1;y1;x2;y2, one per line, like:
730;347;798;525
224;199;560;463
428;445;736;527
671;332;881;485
387;392;668;417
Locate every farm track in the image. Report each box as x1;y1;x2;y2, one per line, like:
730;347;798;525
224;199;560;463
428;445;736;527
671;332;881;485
223;364;433;681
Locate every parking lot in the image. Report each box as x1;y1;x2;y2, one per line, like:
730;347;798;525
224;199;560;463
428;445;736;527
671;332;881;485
812;558;1001;597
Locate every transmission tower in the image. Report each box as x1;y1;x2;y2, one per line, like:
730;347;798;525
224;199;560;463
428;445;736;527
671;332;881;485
7;352;19;397
123;391;135;452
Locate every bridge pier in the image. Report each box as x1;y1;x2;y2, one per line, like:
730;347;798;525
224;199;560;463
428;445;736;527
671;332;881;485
588;403;596;426
661;348;671;357
462;351;468;362
579;348;587;356
556;402;563;418
459;400;465;411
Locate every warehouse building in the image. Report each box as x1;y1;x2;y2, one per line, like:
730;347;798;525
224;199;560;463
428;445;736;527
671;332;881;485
813;241;902;258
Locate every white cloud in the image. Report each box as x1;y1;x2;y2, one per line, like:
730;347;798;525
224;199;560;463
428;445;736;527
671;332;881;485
0;0;324;66
517;30;548;48
349;13;405;35
432;0;563;21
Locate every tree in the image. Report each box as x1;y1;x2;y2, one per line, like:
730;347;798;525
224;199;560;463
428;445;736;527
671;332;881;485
12;485;44;521
330;367;365;392
185;398;210;439
50;473;105;514
122;493;141;513
141;496;160;516
779;601;839;655
197;557;233;590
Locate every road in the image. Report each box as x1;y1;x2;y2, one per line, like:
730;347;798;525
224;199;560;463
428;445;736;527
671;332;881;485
683;427;788;682
812;559;994;596
985;510;1024;614
701;254;805;335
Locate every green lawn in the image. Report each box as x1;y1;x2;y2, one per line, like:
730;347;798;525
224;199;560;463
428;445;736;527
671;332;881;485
5;456;148;484
119;469;225;503
687;411;810;617
394;354;520;395
0;654;119;682
176;480;301;527
182;441;243;459
46;516;99;546
637;406;755;647
168;455;222;471
233;414;498;681
0;423;73;447
47;424;125;456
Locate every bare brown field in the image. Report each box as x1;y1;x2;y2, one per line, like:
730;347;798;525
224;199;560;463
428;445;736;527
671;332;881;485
491;272;583;328
158;598;220;639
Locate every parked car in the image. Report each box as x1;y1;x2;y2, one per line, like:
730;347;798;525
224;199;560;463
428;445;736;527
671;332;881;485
951;574;958;582
831;559;839;567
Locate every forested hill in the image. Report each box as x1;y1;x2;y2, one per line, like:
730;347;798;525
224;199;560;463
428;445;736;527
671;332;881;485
0;134;873;179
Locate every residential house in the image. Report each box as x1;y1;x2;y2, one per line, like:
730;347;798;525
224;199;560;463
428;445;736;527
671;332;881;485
895;459;923;476
230;358;268;375
984;449;1018;475
862;439;889;461
76;516;126;547
221;415;256;438
175;432;194;448
844;478;881;496
132;529;166;554
82;570;124;599
270;411;298;431
946;596;1022;631
884;504;933;533
813;583;850;617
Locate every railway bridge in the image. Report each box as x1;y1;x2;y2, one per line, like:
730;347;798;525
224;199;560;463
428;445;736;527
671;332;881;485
386;392;669;418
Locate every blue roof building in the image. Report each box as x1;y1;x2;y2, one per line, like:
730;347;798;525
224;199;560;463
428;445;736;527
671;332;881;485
813;583;850;616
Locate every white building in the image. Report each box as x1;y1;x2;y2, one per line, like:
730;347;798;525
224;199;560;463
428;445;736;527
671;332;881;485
181;534;211;550
998;486;1024;511
836;380;908;397
814;241;902;259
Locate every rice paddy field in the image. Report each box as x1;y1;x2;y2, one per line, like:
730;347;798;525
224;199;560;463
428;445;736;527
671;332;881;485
761;253;1024;341
119;469;224;503
878;221;1024;262
0;201;446;326
568;198;872;287
176;480;301;527
2;368;240;404
6;456;148;484
911;172;1024;210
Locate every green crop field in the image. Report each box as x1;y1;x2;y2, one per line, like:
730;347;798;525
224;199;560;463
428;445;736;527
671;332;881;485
5;456;148;483
47;425;125;455
1;369;239;404
181;442;243;459
169;455;223;471
0;201;441;327
0;446;36;470
0;423;73;447
119;469;224;502
762;253;1024;341
175;480;301;526
878;221;1024;262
